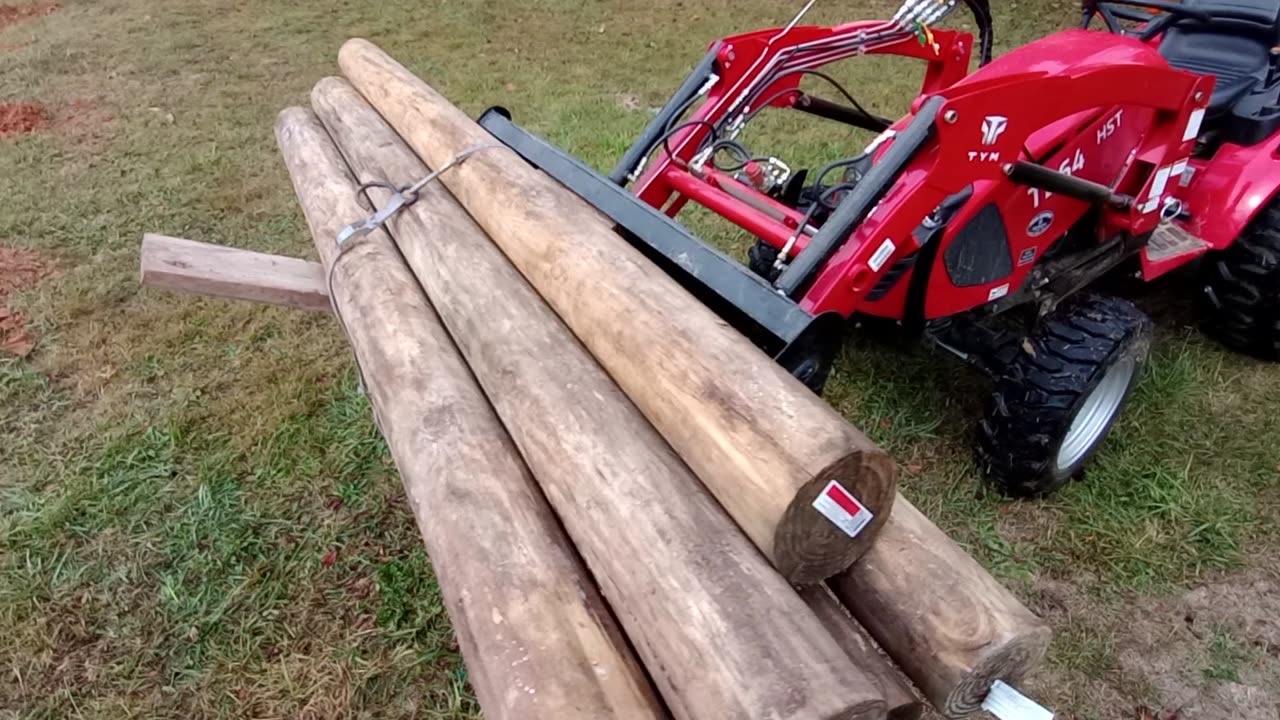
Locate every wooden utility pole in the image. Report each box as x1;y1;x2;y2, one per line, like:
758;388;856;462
799;585;923;720
333;41;1052;717
310;77;888;720
337;38;896;584
829;497;1052;717
275;107;667;720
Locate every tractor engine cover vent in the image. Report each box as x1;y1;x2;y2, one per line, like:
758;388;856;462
943;203;1013;287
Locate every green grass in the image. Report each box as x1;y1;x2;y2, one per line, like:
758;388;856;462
2;0;1280;715
1050;621;1117;682
1203;624;1255;683
1;372;474;717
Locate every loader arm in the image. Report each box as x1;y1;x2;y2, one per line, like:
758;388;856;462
626;20;975;211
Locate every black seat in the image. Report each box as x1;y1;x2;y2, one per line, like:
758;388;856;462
1159;0;1280;115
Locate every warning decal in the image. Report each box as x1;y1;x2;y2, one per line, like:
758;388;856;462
812;480;875;538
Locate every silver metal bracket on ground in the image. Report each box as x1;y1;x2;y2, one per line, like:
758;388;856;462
982;680;1054;720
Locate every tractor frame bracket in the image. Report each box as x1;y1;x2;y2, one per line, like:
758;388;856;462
478;107;833;359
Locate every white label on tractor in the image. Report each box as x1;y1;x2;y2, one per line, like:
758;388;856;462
982;681;1054;720
1171;158;1191;187
1096;109;1123;145
864;128;897;154
1058;148;1085;176
1142;166;1173;213
988;283;1010;301
1183;108;1206;142
868;239;896;272
812;480;874;538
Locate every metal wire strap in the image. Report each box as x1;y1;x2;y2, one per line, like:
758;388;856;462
335;143;503;245
324;142;503;406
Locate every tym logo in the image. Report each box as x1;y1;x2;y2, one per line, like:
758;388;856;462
1096;109;1124;144
981;115;1008;146
968;151;1002;162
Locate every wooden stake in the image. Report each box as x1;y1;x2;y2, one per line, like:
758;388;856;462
829;497;1052;717
140;234;330;312
274;107;667;720
799;585;923;720
311;76;888;720
337;38;896;584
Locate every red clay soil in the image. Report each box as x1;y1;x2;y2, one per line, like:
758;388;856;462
0;247;57;356
0;102;47;137
0;3;58;31
56;98;112;132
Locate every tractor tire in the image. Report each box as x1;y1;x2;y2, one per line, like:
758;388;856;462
779;338;836;395
1200;202;1280;360
975;295;1152;497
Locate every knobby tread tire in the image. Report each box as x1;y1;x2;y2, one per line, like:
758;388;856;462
976;295;1152;497
1200;202;1280;360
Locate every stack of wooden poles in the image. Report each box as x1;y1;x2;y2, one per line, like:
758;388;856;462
145;39;1053;720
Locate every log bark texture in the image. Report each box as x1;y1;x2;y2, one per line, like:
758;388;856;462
140;234;330;312
337;38;895;584
798;586;923;720
274;107;667;720
311;76;887;720
828;497;1053;718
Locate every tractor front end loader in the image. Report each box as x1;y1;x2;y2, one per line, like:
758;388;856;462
480;0;1280;496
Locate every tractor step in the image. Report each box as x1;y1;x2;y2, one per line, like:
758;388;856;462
1144;222;1207;263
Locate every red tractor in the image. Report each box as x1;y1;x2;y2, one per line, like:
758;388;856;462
479;0;1280;496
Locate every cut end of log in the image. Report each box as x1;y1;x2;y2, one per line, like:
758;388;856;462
312;75;351;112
774;451;897;584
338;38;384;77
275;106;312;135
941;625;1053;717
340;37;375;54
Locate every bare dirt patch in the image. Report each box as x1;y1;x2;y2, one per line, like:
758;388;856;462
0;102;48;137
1119;567;1280;720
1023;557;1280;719
1;247;57;356
0;2;57;31
56;98;111;129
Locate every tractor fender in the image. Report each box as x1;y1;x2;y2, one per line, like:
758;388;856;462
1183;134;1280;249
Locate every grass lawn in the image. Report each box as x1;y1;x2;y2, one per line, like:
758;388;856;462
2;0;1279;718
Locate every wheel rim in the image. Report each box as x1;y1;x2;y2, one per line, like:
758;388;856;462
1053;357;1136;475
